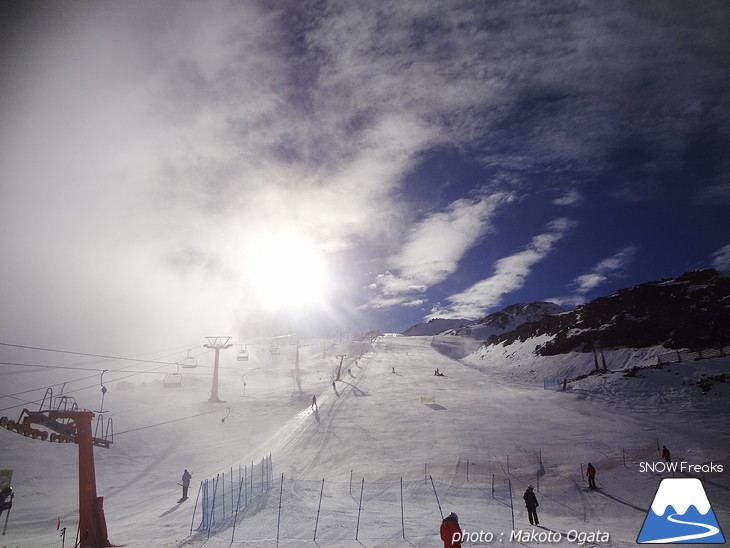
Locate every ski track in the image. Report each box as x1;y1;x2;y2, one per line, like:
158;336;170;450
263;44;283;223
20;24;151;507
645;513;720;543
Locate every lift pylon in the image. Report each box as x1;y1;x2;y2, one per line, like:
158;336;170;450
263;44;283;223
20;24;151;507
1;389;114;548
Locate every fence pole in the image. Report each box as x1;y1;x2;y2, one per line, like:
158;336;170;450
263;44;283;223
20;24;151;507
276;473;284;547
623;449;626;467
491;474;495;497
314;479;325;541
355;479;365;541
208;475;220;538
429;475;444;520
508;478;514;530
231;472;245;542
466;459;469;483
189;481;204;535
200;480;209;532
400;477;405;539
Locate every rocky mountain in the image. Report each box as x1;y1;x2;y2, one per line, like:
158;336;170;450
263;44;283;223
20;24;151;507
401;318;471;336
485;269;730;355
402;301;565;338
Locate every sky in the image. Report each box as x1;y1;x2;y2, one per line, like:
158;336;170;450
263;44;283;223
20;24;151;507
1;1;729;352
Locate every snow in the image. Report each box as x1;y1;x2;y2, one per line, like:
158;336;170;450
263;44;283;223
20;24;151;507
1;335;729;547
650;478;710;515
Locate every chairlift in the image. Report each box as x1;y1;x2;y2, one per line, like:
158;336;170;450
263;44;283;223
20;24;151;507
182;349;197;369
269;344;280;355
237;345;249;361
164;363;183;388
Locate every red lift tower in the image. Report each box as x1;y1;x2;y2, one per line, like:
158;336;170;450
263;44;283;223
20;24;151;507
1;390;114;548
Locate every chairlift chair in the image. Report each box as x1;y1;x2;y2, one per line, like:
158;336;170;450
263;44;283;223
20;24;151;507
237;345;249;361
164;364;183;388
182;349;197;369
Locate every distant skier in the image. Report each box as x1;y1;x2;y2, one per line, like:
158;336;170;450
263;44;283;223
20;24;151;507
523;485;539;525
332;380;336;390
180;469;192;502
0;486;13;517
586;462;597;489
661;445;671;463
311;395;317;410
440;512;462;548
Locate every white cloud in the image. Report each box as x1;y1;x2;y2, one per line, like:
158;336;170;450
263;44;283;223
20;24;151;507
572;245;639;294
553;189;582;206
427;218;575;320
712;244;730;270
366;191;515;309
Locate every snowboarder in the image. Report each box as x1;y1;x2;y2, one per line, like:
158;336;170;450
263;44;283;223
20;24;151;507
440;512;462;548
0;486;13;517
586;462;597;489
180;469;192;502
523;485;539;525
661;445;671;463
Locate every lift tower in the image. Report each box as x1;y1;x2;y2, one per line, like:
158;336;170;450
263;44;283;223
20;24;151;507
1;390;114;547
205;336;232;403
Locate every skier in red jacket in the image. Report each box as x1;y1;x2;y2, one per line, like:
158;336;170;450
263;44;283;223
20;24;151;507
440;512;462;548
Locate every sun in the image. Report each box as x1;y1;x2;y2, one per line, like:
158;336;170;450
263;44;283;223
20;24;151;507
245;232;329;311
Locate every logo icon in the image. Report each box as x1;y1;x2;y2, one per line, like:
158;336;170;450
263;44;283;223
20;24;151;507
638;478;725;543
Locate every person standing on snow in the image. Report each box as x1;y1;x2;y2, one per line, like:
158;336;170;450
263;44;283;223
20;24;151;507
662;445;671;463
180;469;192;502
440;512;462;548
586;463;597;489
523;485;539;525
0;486;13;517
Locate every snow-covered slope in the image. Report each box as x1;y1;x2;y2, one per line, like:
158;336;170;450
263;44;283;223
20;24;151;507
1;335;728;547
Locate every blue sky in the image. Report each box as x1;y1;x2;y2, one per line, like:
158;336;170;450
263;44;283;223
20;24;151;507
1;1;729;350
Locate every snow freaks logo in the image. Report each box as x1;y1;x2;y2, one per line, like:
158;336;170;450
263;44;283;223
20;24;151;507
637;478;726;543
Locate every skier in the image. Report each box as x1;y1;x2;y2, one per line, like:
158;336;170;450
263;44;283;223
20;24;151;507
440;512;462;548
586;462;597;489
0;486;13;517
311;395;317;410
523;485;539;525
661;445;671;464
180;469;192;502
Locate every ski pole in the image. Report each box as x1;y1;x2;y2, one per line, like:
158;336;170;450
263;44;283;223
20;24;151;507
1;504;11;535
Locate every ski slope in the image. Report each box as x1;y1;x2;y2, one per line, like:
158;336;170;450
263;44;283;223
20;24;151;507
1;335;728;547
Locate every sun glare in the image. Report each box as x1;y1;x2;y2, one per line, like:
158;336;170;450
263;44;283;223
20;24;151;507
245;233;329;310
